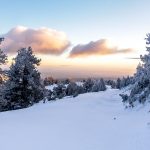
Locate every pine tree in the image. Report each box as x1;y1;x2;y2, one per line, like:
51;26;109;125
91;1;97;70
1;47;44;111
66;82;78;96
99;78;106;91
92;79;106;92
83;78;94;92
53;83;66;99
0;38;7;83
65;82;84;97
116;78;121;89
120;34;150;106
0;38;7;110
91;81;100;92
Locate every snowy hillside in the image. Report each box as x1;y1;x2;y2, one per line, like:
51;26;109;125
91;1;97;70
0;88;150;150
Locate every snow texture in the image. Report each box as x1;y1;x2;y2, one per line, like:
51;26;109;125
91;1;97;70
0;88;150;150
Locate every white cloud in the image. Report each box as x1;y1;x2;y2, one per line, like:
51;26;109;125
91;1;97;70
2;26;70;55
69;39;133;57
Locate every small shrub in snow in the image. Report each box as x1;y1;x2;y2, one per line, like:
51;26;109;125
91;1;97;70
53;84;66;99
45;89;56;101
66;82;78;96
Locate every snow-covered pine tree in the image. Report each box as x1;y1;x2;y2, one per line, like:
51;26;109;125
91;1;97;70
120;76;132;88
83;78;94;92
116;78;121;89
0;38;7;83
1;47;44;111
92;78;106;92
65;82;84;97
120;33;150;106
106;79;115;88
134;63;144;82
91;81;100;92
115;76;133;90
53;83;66;99
66;82;78;96
0;38;7;111
99;78;106;91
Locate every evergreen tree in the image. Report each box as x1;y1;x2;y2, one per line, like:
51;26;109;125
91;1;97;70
99;78;107;91
116;78;121;89
106;79;116;88
53;83;66;99
115;76;133;90
92;78;106;92
120;34;150;106
1;47;44;110
0;38;7;83
91;81;100;92
83;78;94;92
44;76;55;86
120;76;132;88
66;82;78;96
0;38;7;110
45;89;55;101
66;82;84;97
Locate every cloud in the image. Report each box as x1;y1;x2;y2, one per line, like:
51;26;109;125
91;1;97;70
69;39;133;57
2;26;70;55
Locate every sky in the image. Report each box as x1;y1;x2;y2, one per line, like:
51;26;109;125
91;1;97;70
0;0;150;78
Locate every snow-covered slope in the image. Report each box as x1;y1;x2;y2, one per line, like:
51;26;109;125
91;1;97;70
0;88;150;150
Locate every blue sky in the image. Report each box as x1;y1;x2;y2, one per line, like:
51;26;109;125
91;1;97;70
1;0;150;45
1;0;150;78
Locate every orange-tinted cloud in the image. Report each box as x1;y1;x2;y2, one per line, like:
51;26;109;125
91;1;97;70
69;39;133;57
2;26;70;55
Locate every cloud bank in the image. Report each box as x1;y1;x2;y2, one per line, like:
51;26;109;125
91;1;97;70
69;39;132;57
2;26;70;55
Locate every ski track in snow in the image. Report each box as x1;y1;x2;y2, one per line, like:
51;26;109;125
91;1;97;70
0;88;150;150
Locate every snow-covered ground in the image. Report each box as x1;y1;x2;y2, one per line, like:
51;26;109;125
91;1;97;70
0;88;150;150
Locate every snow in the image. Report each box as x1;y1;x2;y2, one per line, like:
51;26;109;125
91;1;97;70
45;84;57;90
45;81;84;91
76;81;83;86
0;88;150;150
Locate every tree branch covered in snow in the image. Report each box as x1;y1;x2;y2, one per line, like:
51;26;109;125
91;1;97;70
120;33;150;107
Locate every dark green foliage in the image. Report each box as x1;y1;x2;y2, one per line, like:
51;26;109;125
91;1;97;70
1;47;44;111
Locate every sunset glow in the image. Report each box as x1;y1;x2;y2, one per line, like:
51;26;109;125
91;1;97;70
1;0;150;78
